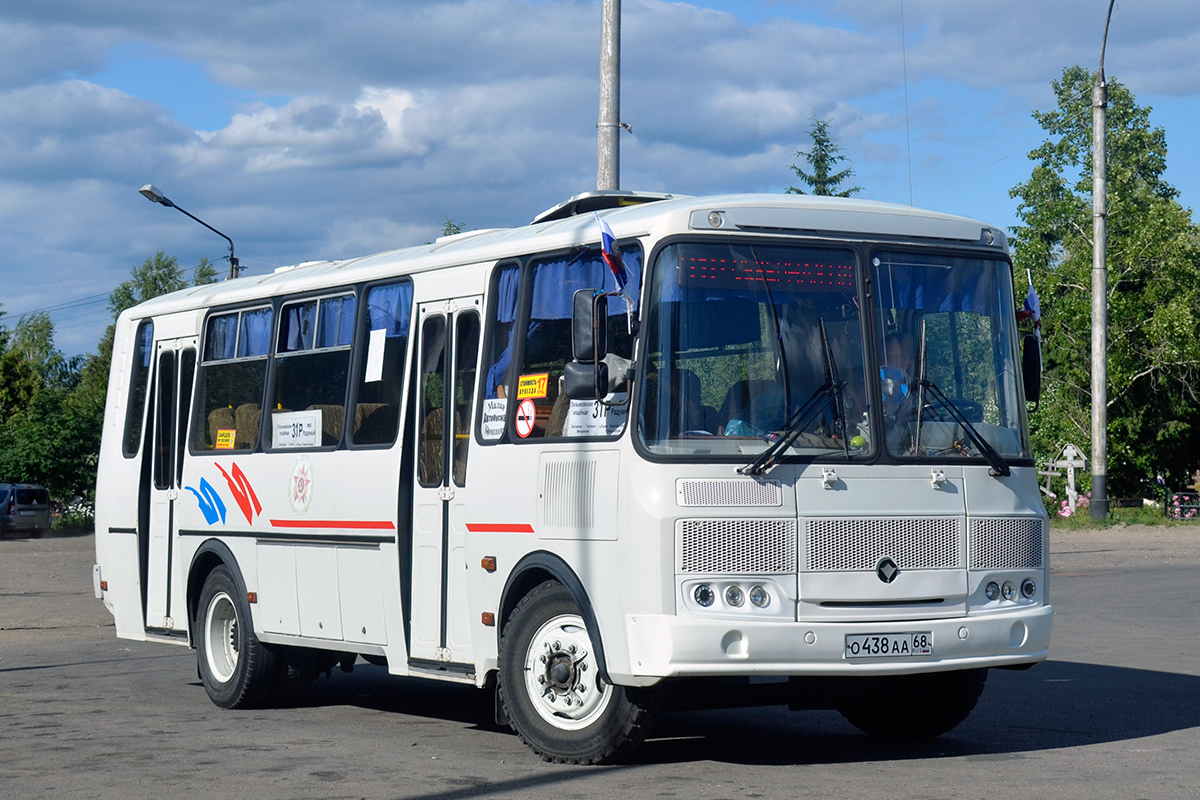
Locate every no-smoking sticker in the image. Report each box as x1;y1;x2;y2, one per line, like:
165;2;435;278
515;398;537;438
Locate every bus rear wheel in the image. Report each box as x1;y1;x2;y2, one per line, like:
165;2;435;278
837;668;987;739
195;565;277;709
498;581;659;764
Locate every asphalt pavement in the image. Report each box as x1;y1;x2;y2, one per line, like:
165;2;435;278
3;525;1199;800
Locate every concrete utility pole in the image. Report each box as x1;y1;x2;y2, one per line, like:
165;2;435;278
1091;0;1115;521
597;0;621;191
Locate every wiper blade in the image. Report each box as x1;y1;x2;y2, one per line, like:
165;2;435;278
739;379;845;475
918;379;1011;477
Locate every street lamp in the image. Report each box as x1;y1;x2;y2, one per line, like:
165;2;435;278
1090;0;1115;521
138;184;241;280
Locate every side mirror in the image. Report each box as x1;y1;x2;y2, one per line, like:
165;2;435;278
1022;333;1041;407
565;289;611;400
571;289;607;362
564;360;609;400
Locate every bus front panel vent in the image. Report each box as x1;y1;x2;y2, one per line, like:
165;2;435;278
677;518;797;574
968;517;1044;570
804;517;962;572
676;478;782;507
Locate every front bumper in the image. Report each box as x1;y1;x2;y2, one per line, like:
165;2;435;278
622;604;1053;679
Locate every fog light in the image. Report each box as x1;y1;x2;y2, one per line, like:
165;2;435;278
749;585;770;608
694;584;715;607
1001;581;1017;601
1021;578;1037;599
725;585;744;607
985;581;1000;601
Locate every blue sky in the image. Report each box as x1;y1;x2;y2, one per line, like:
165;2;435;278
2;0;1198;355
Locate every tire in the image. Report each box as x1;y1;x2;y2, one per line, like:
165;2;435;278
837;668;987;739
195;565;277;709
498;581;660;764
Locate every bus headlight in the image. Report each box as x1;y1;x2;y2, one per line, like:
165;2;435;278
725;585;744;607
749;585;770;608
984;581;1000;601
694;584;715;607
1021;578;1037;599
1001;581;1017;601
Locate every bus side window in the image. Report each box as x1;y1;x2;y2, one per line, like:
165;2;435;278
272;293;355;448
191;307;273;452
122;319;154;457
519;249;640;440
479;264;519;442
351;281;413;447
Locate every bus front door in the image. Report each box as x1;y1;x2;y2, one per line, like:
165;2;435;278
410;298;482;668
144;337;197;632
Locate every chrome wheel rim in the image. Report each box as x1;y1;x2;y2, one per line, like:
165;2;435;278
522;613;612;730
204;591;239;683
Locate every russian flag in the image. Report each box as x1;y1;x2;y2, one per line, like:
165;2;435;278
595;213;628;292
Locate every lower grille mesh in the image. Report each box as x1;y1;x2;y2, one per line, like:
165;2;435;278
805;517;961;571
678;518;796;574
969;517;1044;569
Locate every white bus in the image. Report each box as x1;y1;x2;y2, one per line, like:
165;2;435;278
94;192;1052;763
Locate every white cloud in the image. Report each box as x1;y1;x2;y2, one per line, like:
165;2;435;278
0;0;1199;355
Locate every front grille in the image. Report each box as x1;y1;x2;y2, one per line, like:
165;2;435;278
969;517;1044;570
805;517;962;571
678;518;796;574
676;478;782;507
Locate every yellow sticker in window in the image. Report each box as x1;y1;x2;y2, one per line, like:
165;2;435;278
216;429;236;450
516;373;549;400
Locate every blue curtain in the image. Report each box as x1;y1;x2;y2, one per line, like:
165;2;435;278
206;314;237;361
319;295;356;348
238;307;273;357
367;282;413;338
530;252;642;320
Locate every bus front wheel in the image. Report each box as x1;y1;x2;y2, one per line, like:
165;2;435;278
837;668;987;739
498;581;660;764
195;565;277;709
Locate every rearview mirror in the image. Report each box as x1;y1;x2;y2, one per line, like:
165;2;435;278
1022;333;1041;407
571;289;607;363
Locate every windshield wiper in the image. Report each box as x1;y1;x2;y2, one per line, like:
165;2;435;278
740;319;848;475
913;318;1009;477
738;379;845;475
917;379;1011;477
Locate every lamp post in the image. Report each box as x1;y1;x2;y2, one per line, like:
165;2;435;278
139;184;241;280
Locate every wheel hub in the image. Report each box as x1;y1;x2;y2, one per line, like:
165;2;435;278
523;615;613;730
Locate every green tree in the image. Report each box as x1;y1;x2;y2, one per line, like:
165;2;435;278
108;251;188;318
1010;66;1200;497
787;115;862;197
193;256;219;286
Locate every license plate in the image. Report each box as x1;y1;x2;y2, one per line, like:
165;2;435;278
19;510;36;516
845;632;933;659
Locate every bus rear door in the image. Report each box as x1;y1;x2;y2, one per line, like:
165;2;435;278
145;337;197;631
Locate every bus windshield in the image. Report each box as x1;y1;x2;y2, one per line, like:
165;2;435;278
871;250;1031;461
638;241;1031;465
639;241;869;459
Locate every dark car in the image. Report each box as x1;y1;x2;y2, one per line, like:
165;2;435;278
0;483;51;538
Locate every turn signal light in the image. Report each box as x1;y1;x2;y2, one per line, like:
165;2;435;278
481;612;495;627
481;556;497;572
99;580;108;591
246;592;257;604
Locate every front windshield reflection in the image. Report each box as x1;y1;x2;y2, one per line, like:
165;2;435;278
872;251;1031;460
639;242;869;459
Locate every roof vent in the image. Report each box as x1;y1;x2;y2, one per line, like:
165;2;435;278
531;190;676;225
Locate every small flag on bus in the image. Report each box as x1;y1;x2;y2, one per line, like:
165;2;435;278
595;212;634;331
